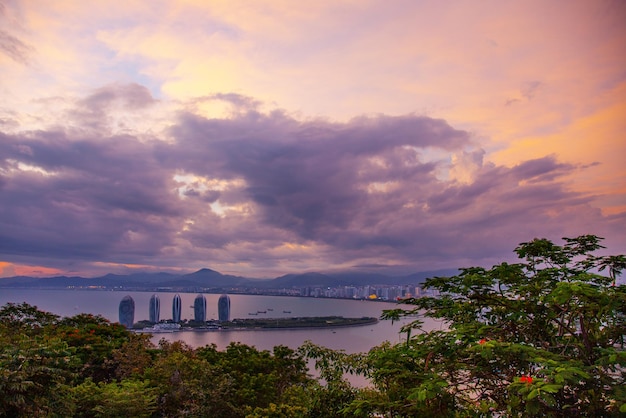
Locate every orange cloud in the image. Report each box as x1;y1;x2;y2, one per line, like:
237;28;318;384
0;262;64;278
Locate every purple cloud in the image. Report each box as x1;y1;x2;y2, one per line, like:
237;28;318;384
68;83;157;132
0;85;623;276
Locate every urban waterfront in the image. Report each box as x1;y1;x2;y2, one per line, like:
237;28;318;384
0;289;445;353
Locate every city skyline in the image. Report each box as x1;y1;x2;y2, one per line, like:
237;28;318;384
1;1;625;280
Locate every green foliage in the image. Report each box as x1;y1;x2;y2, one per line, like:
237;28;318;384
106;333;155;380
0;327;76;417
139;340;313;417
246;401;308;418
0;304;315;417
298;342;365;417
72;378;157;417
377;235;626;416
0;302;59;335
56;313;134;382
143;340;232;417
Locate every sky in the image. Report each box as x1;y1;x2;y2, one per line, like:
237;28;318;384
1;0;625;279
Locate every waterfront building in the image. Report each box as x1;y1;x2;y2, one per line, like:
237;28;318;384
118;295;135;328
172;294;182;323
218;294;230;321
194;294;207;322
149;294;160;323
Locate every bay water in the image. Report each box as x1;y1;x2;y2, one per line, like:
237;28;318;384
0;289;444;354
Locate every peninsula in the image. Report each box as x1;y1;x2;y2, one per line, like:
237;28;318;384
134;316;378;332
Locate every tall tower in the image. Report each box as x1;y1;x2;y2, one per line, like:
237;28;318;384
118;295;135;328
218;294;230;322
149;294;160;323
172;294;182;323
194;294;207;322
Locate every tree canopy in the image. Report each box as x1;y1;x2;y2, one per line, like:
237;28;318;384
370;235;626;416
0;234;624;417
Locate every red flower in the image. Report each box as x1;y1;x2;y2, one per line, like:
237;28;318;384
520;375;533;384
478;339;487;345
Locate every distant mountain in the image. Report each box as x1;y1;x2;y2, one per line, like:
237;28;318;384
270;272;340;288
179;268;251;287
98;272;180;284
0;273;180;289
393;269;460;285
0;275;101;287
324;272;395;285
268;269;459;288
0;275;43;286
0;267;459;290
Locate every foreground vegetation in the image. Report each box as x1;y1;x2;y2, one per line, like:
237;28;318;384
1;235;624;417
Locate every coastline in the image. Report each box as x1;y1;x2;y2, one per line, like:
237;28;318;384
133;316;379;333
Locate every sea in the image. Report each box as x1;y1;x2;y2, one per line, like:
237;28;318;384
0;289;445;354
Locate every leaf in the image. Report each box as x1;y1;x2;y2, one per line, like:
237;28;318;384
541;384;561;394
542;392;556;407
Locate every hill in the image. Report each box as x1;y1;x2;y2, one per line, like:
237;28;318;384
0;267;458;290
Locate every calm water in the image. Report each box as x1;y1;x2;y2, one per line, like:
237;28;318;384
0;289;444;353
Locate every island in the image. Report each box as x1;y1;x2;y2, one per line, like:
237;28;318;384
133;316;378;332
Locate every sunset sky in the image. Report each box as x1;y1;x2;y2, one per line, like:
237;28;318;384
1;0;625;279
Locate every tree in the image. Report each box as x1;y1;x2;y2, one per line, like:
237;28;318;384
0;302;59;334
196;342;312;417
0;304;76;417
72;378;157;417
298;342;364;417
143;340;313;417
106;333;155;380
56;313;134;382
374;235;626;416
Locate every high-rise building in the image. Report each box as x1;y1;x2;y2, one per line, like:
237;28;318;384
218;294;230;322
172;294;182;323
118;295;135;328
194;294;206;322
149;294;160;323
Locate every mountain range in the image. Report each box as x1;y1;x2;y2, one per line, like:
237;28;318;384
0;268;459;291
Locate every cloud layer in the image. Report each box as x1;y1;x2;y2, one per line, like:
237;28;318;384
1;86;623;277
0;1;625;277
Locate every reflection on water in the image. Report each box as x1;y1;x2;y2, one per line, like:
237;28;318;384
0;289;445;354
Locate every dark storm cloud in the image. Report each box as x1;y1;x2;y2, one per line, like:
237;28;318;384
0;128;182;263
1;86;623;274
161;111;468;240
